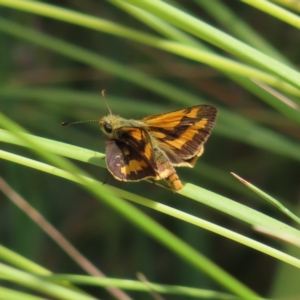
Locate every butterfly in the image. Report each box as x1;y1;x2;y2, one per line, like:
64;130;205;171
98;105;217;191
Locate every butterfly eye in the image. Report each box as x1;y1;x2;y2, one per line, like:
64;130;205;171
104;122;113;134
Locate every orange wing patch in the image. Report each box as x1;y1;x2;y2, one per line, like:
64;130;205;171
120;159;149;175
164;118;208;150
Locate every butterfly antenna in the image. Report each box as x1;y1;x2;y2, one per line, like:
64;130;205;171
102;89;112;115
61;119;100;126
62;90;111;126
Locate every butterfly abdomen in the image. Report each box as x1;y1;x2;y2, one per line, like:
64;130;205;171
166;172;182;191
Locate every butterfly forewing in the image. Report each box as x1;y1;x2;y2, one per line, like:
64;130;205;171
143;105;217;163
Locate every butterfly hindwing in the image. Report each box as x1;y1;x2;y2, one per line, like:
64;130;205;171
105;127;158;181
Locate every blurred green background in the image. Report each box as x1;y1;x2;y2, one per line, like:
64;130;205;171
1;0;300;299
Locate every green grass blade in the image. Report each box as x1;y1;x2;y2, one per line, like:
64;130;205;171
42;274;241;299
0;244;50;275
271;0;300;13
0;263;97;300
0;286;48;300
242;0;300;29
196;0;292;65
123;0;300;89
232;173;300;226
110;0;203;48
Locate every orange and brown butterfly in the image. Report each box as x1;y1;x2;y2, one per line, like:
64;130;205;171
62;99;217;191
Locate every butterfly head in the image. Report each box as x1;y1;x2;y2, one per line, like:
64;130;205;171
99;114;118;138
